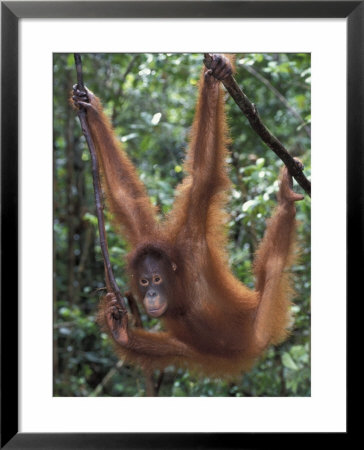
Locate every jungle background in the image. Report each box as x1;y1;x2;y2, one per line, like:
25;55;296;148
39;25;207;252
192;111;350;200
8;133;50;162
53;53;311;397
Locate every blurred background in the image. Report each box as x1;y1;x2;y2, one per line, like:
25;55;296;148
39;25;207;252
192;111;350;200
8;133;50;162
53;53;311;397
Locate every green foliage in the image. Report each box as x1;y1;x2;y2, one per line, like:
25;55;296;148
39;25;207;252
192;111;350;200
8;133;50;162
53;53;311;397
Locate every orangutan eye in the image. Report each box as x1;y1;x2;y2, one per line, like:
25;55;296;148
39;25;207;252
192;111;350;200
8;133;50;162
153;275;162;284
140;279;149;286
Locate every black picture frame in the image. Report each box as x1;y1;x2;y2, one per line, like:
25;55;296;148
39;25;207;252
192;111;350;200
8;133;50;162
1;1;359;448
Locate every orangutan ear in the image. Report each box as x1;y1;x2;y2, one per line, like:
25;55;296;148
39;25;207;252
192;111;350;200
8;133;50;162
171;262;177;272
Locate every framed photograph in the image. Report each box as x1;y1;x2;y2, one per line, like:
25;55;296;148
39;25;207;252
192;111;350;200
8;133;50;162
2;1;359;448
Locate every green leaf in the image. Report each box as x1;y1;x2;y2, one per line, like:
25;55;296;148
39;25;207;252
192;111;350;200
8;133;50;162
282;352;298;370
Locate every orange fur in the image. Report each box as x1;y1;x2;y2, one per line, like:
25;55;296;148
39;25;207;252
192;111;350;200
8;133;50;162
78;54;301;378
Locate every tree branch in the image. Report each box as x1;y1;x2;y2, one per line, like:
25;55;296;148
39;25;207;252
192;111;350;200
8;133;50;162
90;360;125;397
203;53;311;197
73;53;127;315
